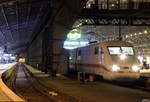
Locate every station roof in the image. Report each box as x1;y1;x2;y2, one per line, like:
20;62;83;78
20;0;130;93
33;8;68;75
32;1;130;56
73;0;150;57
0;0;149;58
0;0;50;53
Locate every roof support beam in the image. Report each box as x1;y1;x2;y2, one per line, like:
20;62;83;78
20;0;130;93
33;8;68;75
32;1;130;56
15;2;19;41
26;3;31;25
0;29;7;46
79;9;150;26
1;7;14;42
29;4;44;44
25;1;31;44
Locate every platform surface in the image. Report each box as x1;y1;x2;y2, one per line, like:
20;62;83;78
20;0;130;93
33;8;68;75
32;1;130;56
25;64;150;102
0;63;17;73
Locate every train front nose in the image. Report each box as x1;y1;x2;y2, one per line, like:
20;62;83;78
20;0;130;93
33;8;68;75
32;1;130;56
111;65;140;73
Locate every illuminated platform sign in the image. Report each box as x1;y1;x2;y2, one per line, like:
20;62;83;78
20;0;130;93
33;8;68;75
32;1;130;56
65;29;89;49
67;29;81;40
63;40;89;50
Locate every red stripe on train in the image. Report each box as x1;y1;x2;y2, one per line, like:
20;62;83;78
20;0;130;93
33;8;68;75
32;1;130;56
71;63;111;72
70;63;137;73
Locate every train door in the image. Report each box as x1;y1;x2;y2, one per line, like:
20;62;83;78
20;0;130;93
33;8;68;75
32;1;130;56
69;51;76;71
100;47;104;64
94;46;99;63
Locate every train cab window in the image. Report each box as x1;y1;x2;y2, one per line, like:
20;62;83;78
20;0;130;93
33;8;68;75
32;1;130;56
108;46;134;55
121;47;134;55
94;47;99;55
108;47;121;55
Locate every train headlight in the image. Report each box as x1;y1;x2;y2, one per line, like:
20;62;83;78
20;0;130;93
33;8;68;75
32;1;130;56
112;65;120;71
132;65;140;72
120;54;126;60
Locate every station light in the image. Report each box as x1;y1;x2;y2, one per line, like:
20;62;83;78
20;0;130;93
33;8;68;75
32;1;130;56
139;32;142;35
18;58;25;63
3;54;9;57
85;20;88;22
88;3;91;8
112;65;120;71
144;30;148;34
69;56;72;60
132;65;140;72
111;4;115;7
64;41;79;45
138;56;143;64
80;41;89;45
10;56;16;60
146;57;150;64
63;46;75;50
125;31;149;40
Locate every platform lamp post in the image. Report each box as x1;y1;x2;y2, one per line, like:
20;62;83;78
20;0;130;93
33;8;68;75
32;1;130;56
67;29;82;72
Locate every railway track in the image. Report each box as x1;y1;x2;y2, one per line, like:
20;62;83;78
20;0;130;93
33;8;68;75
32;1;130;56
11;64;24;99
12;64;81;102
11;64;56;102
23;65;81;102
10;64;150;102
23;64;57;102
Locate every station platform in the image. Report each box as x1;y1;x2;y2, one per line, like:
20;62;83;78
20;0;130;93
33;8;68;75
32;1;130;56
25;64;150;102
0;63;17;73
0;63;24;102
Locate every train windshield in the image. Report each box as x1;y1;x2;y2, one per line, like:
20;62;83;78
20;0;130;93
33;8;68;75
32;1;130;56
108;46;134;55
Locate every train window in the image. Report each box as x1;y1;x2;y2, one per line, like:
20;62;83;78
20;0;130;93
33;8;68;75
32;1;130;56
108;46;134;55
100;48;104;54
100;48;104;58
94;47;99;55
108;47;121;55
121;47;134;55
78;50;81;56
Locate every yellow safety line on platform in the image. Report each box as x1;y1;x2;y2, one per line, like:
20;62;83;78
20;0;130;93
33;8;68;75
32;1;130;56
49;91;58;96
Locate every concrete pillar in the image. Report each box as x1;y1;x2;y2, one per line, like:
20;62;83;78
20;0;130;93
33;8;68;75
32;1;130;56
42;24;53;74
52;23;69;74
44;0;88;75
27;0;87;75
25;49;29;65
42;22;69;75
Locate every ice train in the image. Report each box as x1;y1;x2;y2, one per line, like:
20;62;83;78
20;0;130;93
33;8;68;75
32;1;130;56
69;40;141;80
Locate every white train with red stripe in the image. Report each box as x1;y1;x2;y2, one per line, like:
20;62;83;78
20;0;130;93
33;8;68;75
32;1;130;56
69;40;141;80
